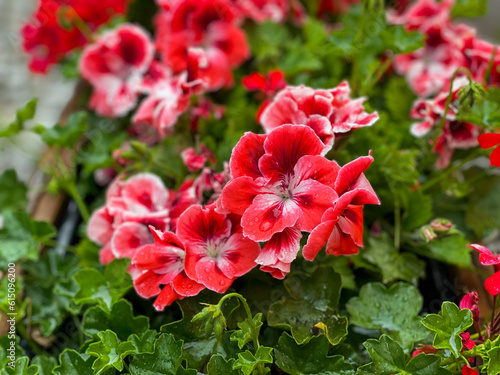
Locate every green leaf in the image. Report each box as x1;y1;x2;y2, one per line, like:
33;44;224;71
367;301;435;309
0;99;37;137
426;233;471;267
387;26;425;54
86;330;136;374
82;299;149;341
0;357;38;375
0;336;25;369
405;354;452;375
230;313;263;349
452;0;487;17
359;335;405;375
53;349;94;375
35;111;87;147
402;189;433;231
233;346;273;375
421;301;473;357
207;355;239;375
160;293;241;369
359;335;451;375
384;77;416;122
275;332;355;375
0;170;27;211
362;233;425;285
129;333;183;375
0;211;45;269
487;347;500;375
31;355;57;375
346;282;428;350
129;330;157;354
73;258;132;311
268;268;347;345
466;176;500;237
23;251;80;335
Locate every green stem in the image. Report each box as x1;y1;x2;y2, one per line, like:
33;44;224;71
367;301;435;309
420;150;480;192
218;293;266;374
394;197;401;250
360;55;394;96
66;183;90;222
432;68;473;146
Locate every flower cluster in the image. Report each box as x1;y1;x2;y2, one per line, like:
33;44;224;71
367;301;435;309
21;0;129;73
391;0;500;168
259;82;379;154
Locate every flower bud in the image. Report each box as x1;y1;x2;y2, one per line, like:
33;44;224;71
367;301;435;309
459;292;479;321
421;225;437;242
430;218;453;233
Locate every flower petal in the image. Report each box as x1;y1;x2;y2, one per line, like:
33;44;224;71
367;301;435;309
220;176;263;215
478;133;500;149
485;271;500;296
229;132;267;179
241;193;300;241
111;222;153;259
259;124;325;183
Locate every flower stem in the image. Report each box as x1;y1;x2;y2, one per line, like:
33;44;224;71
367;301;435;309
66;183;90;222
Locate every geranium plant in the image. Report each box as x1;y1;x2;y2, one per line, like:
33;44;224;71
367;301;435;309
2;0;500;373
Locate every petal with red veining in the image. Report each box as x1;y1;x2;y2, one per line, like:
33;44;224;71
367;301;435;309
111;222;153;259
229;132;267;179
241;193;300;241
293;179;337;232
220;176;263;215
259;124;325;183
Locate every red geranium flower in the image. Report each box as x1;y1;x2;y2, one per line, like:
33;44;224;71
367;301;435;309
303;154;380;260
231;0;290;23
177;205;260;293
21;0;129;73
155;0;250;91
260;83;378;154
478;133;500;167
468;244;500;296
79;24;154;117
462;365;479;375
132;227;204;311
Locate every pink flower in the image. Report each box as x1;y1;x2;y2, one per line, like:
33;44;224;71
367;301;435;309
317;0;361;16
231;0;289;23
155;0;250;91
260;83;378;154
389;0;475;97
177;205;260;293
466;39;500;86
79;24;154;117
468;244;500;296
302;155;380;260
410;77;480;168
218;124;367;276
132;72;192;136
21;0;129;73
132;227;204;310
478;133;500;168
181;145;215;172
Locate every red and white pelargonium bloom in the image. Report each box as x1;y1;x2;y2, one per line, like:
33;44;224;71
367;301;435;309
132;226;204;310
231;0;289;23
155;0;250;91
132;72;192;136
177;204;260;293
107;173;171;230
79;24;154;117
410;76;480;168
260;83;378;154
220;125;347;276
302;154;380;260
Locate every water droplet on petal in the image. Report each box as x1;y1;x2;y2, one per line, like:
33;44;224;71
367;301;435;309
259;220;274;232
307;163;313;168
219;280;226;286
